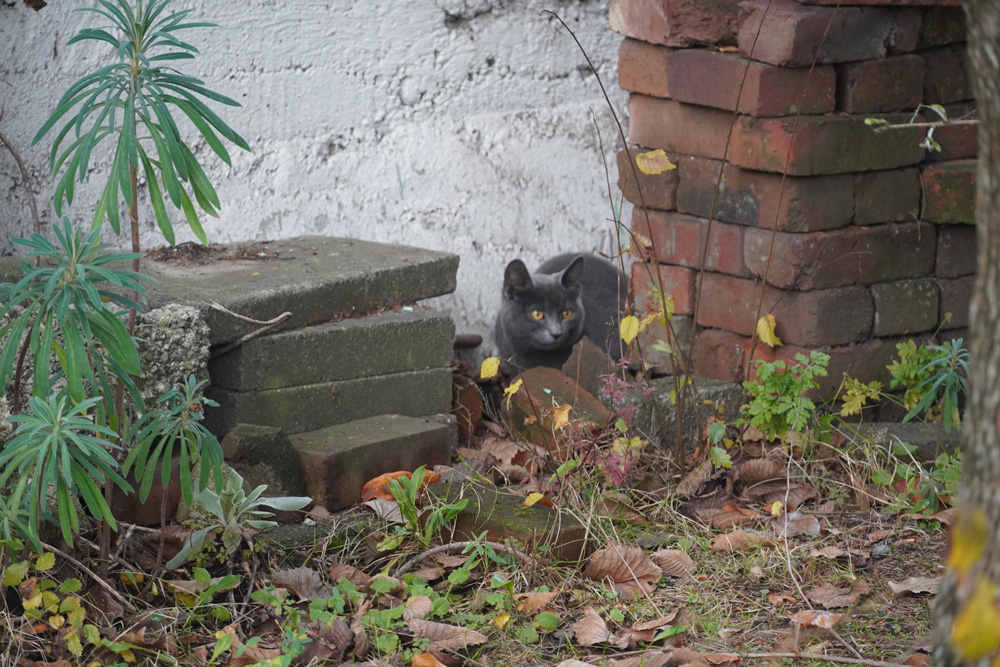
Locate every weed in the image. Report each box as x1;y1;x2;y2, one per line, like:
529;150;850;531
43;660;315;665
740;351;831;442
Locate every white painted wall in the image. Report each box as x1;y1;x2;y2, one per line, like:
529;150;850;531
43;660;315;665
0;0;627;350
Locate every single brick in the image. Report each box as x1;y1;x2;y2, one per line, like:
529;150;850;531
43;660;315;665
618;38;673;98
692;328;749;384
729;114;925;175
938;275;974;329
923;103;978;163
917;7;967;48
921;160;976;223
743;222;936;290
854;168;920;224
631;208;748;276
629;95;734;160
836;55;925;113
871;279;939;337
630;261;696;315
291;414;454;511
609;0;740;47
695;272;874;347
668;48;835;116
935;223;977;278
922;46;972;104
617;147;679;210
738;0;920;67
676;155;853;231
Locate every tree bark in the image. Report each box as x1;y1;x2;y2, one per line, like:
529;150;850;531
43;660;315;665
931;2;1000;666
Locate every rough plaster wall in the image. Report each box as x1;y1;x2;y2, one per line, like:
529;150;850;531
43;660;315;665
0;0;628;352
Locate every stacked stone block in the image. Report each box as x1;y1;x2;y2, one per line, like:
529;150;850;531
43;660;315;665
614;0;975;398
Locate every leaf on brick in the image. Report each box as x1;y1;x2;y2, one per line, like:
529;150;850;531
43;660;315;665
755;314;782;347
550;404;572;430
635;149;676;175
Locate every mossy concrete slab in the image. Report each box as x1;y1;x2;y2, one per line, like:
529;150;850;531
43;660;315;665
290;413;455;511
221;424;309;502
432;480;591;563
210;308;454;391
845;421;960;462
203;367;453;436
138;236;458;345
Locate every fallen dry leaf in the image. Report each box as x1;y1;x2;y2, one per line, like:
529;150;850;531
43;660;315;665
651;549;696;578
769;512;821;538
767;592;796;607
888;576;942;596
514;590;561;614
676;459;714;497
271;566;329;600
329;562;373;590
584;543;662;599
412;653;449;667
407;619;487;652
571;607;612;646
902;652;932;666
806;579;870;609
630;610;680;631
404;595;434;621
596;494;646;525
790;609;842;628
709;530;774;552
744;480;818;510
668;647;742;666
609;651;671;667
735;458;785;487
363;497;402;522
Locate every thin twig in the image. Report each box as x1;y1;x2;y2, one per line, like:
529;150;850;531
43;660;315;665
207;302;292;357
40;541;137;613
0;129;43;244
872;119;978;132
744;651;911;667
391;540;533;578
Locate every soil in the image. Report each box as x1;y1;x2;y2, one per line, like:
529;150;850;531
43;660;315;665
145;240;281;265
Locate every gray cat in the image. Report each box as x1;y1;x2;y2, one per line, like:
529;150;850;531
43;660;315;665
494;253;626;372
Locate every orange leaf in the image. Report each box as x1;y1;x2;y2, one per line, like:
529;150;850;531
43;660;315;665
360;470;441;502
412;653;448;667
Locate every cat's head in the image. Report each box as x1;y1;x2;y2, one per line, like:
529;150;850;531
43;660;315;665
499;256;586;353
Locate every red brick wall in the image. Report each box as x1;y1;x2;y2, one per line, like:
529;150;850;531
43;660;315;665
614;0;975;397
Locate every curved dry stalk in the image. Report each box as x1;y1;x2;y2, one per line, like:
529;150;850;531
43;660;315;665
391;540;533;578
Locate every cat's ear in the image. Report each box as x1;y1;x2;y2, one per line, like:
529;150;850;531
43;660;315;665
560;255;585;292
503;259;532;298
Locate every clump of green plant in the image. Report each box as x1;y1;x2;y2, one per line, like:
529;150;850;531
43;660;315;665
739;351;831;442
383;466;468;550
890;338;968;433
871;441;962;515
167;469;311;568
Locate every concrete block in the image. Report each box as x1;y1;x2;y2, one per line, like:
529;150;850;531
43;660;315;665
221;424;309;500
203;367;453;436
290;414;455;511
209;308;454;391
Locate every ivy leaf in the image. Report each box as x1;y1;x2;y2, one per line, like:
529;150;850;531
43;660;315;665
756;314;782;347
635;149;676;175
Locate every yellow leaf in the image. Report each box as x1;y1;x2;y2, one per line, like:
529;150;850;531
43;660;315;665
756;314;782;347
48;614;65;629
948;508;989;576
620;315;640;345
638;311;659;334
635;149;677;175
35;552;55;571
493;612;511;628
480;356;500;379
504;379;523;408
24;593;42;610
550;404;572;429
951;577;1000;660
524;493;545;507
771;501;783;517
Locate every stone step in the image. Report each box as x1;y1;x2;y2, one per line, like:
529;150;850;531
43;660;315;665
137;236;459;345
290;413;455;511
203;367;453;436
209;308;454;391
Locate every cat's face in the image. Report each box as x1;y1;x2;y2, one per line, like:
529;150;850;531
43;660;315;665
499;257;586;353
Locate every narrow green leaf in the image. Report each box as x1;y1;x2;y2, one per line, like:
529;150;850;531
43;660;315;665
139;147;176;244
178;187;208;244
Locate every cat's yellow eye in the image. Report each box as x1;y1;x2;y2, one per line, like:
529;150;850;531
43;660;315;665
530;310;545;321
562;309;574;320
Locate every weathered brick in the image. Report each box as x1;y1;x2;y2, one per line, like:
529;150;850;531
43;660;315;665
609;0;740;47
618;38;673;98
744;222;935;290
617;148;679;210
695;272;874;347
630;261;696;315
668;48;835;116
938;275;974;329
854;168;920;224
629;95;734;160
676;155;853;231
923;103;978;162
917;7;967;48
921;160;976;223
922;45;972;104
692;328;748;384
636;314;692;375
935;223;977;278
728;114;925;175
631;208;748;276
871;279;939;336
738;0;920;67
836;55;925;114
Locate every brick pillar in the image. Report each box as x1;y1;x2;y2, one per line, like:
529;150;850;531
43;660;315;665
614;0;975;398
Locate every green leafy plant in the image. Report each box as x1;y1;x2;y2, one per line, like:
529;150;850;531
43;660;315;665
32;0;249;244
871;440;962;515
167;469;310;568
899;338;968;433
387;465;468;548
124;375;226;507
740;351;831;441
0;395;132;546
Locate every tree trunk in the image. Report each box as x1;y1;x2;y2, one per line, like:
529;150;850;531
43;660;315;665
931;2;1000;666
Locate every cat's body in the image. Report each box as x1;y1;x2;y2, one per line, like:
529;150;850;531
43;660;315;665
493;253;626;371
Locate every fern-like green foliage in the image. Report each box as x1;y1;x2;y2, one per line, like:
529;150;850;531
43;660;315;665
740;351;831;442
32;0;249;244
